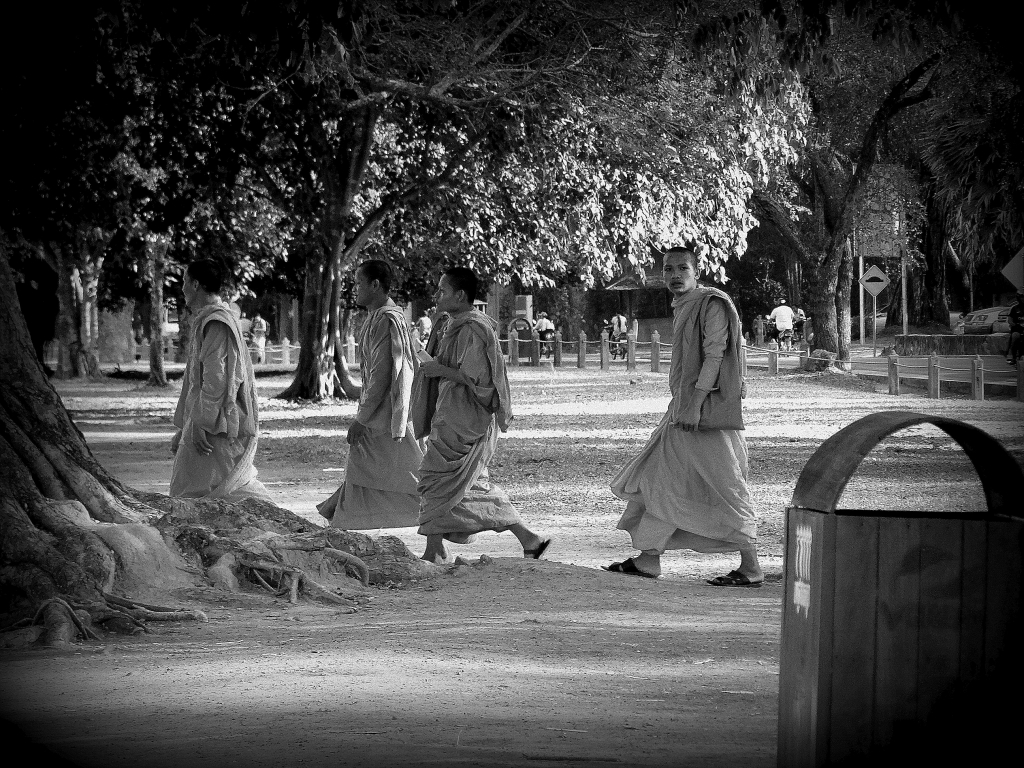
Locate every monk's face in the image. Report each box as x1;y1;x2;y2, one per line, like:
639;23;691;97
663;251;698;297
353;268;381;309
183;275;199;309
434;275;465;314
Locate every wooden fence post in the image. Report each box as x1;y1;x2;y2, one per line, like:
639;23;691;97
971;355;984;401
553;331;562;367
508;334;519;367
650;330;661;373
280;337;290;366
626;332;636;371
768;348;778;375
928;353;940;398
740;343;747;380
799;348;809;371
530;331;540;367
577;331;586;368
600;331;610;370
887;354;900;395
346;334;357;365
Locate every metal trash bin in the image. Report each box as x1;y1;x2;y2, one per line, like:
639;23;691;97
778;411;1024;766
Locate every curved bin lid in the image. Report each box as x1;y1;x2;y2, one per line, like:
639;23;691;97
791;410;1023;518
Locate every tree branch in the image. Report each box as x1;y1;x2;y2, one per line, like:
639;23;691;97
339;131;488;270
750;190;816;266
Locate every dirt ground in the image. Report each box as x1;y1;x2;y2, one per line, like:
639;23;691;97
2;365;1022;767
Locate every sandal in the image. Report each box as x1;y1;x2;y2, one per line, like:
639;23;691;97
524;539;551;560
706;570;763;588
602;557;660;579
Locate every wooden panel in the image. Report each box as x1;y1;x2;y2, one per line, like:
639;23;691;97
827;516;879;762
872;517;920;748
915;518;964;722
983;520;1024;678
958;520;988;683
777;508;832;768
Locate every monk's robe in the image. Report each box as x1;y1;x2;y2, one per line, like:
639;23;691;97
317;302;424;529
610;286;756;553
413;310;520;542
171;301;271;501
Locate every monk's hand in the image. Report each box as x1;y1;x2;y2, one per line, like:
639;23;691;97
418;359;446;378
191;424;214;455
170;429;182;454
347;420;368;446
671;399;703;432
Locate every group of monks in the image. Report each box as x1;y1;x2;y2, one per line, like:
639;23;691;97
170;248;762;585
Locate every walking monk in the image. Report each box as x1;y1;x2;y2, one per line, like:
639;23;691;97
170;259;271;501
604;246;762;585
318;260;424;528
413;266;550;564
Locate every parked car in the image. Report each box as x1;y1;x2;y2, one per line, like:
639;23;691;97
961;306;1010;334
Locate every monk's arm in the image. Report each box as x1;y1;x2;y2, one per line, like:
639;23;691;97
195;321;233;435
674;300;728;428
355;320;392;426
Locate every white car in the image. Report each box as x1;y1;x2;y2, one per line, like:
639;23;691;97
961;306;1011;334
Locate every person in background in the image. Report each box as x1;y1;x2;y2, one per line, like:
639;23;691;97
1007;288;1024;366
170;259;270;501
413;266;551;564
317;260;424;529
769;299;795;350
604;245;761;586
415;307;433;346
534;311;555;358
249;312;268;363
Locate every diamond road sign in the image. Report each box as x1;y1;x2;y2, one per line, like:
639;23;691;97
859;265;890;297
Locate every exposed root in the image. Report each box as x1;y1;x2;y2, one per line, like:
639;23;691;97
240;556;361;611
32;597;101;642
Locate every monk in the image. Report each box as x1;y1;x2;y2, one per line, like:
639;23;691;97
317;260;424;529
604;246;763;585
413;266;550;564
170;259;271;501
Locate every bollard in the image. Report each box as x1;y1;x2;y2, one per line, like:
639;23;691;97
626;332;636;371
800;348;809;371
508;334;519;367
553;331;563;367
281;337;291;366
754;315;764;347
779;411;1024;767
769;348;779;375
887;354;900;395
650;330;661;373
928;353;940;398
530;330;541;367
600;331;610;370
577;331;587;369
971;355;984;401
346;334;356;365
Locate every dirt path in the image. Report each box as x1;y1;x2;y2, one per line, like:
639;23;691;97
2;368;1021;767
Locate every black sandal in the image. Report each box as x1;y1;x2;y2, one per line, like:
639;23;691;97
524;539;551;560
602;557;660;579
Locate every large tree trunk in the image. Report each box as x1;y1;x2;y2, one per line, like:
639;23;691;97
146;237;169;387
918;183;952;326
278;107;377;401
77;228;108;378
52;242;87;378
1;246;435;645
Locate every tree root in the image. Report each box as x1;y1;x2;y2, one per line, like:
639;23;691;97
269;541;371;586
102;593;208;622
239;557;360;610
32;597;101;642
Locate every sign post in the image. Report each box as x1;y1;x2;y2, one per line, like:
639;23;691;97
859;265;890;357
